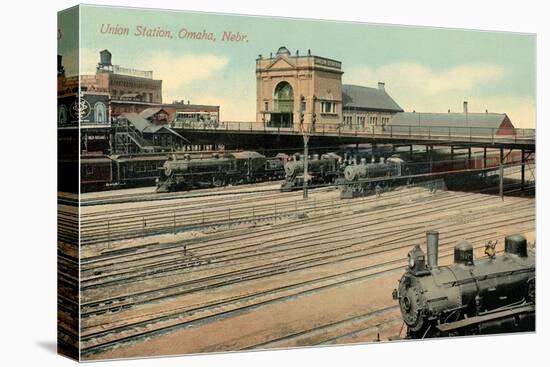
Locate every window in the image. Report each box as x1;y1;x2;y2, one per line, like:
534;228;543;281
94;102;107;123
86;165;93;175
274;82;294;112
321;101;336;114
369;116;378;125
357;116;366;127
381;116;390;125
264;101;269;111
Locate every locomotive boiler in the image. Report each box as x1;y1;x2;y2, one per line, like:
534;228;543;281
156;151;285;192
393;231;535;338
338;156;406;198
280;153;341;191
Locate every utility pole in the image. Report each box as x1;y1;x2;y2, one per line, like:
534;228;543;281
300;94;310;200
303;134;309;199
499;147;504;201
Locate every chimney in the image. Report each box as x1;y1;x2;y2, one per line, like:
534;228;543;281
426;230;439;269
463;101;468;114
378;82;385;91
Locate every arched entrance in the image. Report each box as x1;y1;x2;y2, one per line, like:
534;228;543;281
270;81;294;128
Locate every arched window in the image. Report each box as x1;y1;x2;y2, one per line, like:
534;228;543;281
94;102;107;123
274;82;294;112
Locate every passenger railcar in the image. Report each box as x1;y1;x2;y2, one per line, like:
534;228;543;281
80;156;113;192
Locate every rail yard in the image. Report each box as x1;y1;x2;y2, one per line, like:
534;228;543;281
58;166;536;359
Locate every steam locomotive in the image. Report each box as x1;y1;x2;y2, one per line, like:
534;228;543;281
156;151;286;192
393;231;535;338
337;156;407;198
280;153;341;191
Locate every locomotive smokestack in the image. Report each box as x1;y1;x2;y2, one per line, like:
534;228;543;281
426;230;439;269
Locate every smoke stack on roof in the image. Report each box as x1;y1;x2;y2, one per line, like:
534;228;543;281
378;82;385;91
463;101;468;114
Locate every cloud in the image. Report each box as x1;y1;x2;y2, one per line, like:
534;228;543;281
346;62;508;95
78;49;230;104
344;61;535;128
136;53;229;103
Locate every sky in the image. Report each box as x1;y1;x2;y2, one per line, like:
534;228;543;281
61;5;536;128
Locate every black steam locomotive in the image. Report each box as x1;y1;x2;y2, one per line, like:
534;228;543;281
337;156;407;198
280;153;341;191
393;231;535;338
156;151;286;192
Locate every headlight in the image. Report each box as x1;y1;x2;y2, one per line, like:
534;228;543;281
408;254;415;269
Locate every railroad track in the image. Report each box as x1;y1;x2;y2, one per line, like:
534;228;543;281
78;193;534;320
73;182;534;358
79;180;287;207
241;305;402;350
80;214;534;319
75;179;533;245
79;242;522;357
79;192;532;291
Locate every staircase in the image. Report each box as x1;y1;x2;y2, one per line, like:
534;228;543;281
114;129;155;153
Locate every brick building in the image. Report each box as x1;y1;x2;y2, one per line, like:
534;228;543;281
256;47;403;131
85;50;163;103
256;46;343;130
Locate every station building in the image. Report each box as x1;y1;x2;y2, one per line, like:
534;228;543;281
256;46;403;131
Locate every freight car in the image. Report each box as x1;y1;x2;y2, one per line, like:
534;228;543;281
393;231;535;338
156;151;286;192
280;153;341;191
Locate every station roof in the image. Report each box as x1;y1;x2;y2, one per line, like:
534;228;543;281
388;111;514;137
119;113;189;142
140;107;168;120
342;84;403;113
390;112;510;129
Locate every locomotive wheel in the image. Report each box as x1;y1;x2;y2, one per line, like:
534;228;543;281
212;176;225;187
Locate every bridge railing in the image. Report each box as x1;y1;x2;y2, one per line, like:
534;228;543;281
173;121;536;142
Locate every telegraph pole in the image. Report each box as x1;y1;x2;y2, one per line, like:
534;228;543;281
303;134;309;199
499;147;504;201
300;95;309;200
